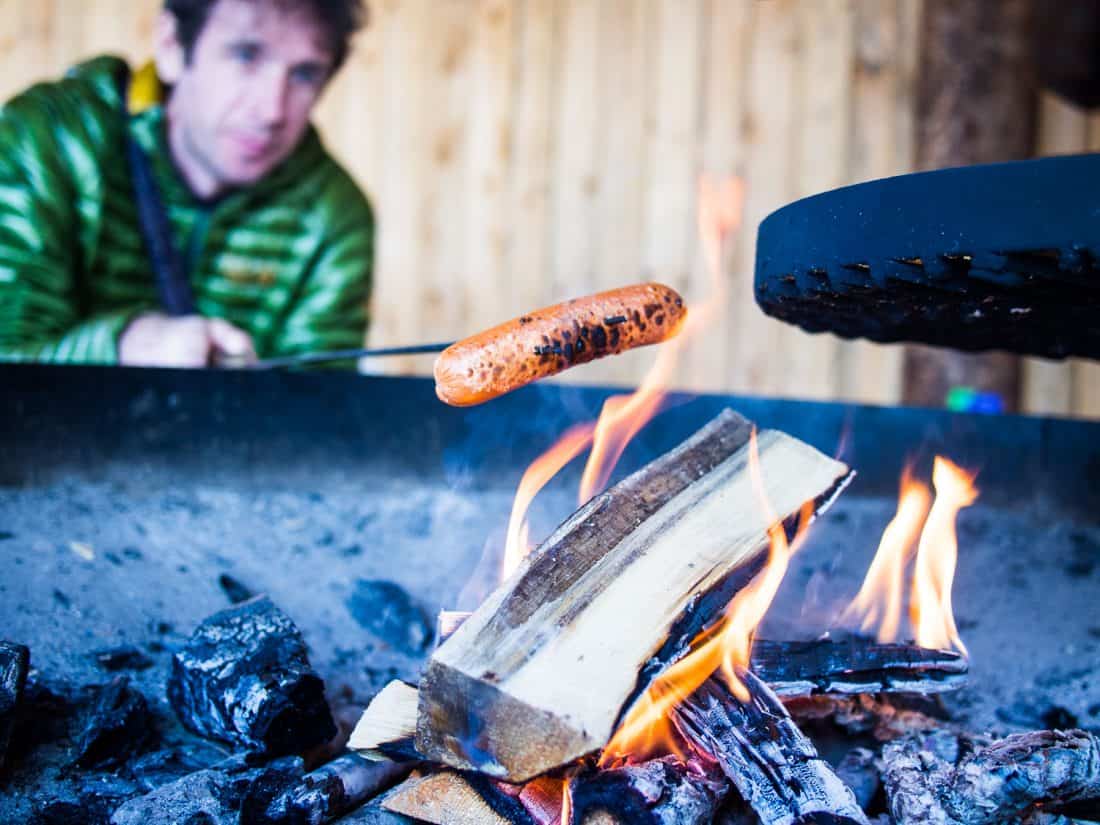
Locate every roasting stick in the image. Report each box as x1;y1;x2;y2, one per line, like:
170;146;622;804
249;341;454;369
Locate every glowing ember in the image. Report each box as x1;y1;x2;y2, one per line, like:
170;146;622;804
911;457;978;655
840;469;931;643
501;423;595;580
599;432;813;765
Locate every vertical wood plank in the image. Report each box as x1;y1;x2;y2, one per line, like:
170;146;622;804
690;0;752;393
727;0;800;397
504;0;558;318
1020;91;1088;416
549;0;602;307
460;0;517;336
836;0;920;405
782;0;853;400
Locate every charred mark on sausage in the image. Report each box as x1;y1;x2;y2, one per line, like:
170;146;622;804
644;303;660;319
590;325;608;350
609;326;621;348
604;315;627;325
654;313;665;326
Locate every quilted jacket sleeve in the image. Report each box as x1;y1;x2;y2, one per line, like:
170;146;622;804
0;79;142;364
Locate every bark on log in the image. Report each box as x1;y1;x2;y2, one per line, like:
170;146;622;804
567;755;729;825
671;672;870;825
416;409;851;782
883;728;1100;825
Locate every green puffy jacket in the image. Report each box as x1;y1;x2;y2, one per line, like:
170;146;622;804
0;56;373;364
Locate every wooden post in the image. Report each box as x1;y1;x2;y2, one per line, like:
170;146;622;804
901;0;1037;411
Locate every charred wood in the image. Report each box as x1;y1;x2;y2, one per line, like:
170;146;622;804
168;596;336;755
417;409;851;781
568;755;729;825
244;752;410;825
73;676;154;770
785;694;953;743
752;639;966;697
0;640;29;770
883;728;1100;825
672;672;870;825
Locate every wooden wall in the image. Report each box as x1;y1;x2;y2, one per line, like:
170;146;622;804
0;0;1096;416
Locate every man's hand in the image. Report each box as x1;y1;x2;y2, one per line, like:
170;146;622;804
119;313;257;368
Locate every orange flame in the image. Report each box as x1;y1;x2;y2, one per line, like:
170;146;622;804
577;177;745;503
840;456;976;656
560;778;572;825
501;423;595;580
910;457;977;655
599;431;811;765
840;469;931;642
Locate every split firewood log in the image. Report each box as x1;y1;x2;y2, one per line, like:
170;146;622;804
349;681;420;762
416;409;851;781
381;770;536;825
671;671;870;825
882;728;1100;825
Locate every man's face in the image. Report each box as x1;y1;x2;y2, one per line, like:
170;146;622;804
158;0;335;198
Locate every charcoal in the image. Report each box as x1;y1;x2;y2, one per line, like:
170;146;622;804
0;640;30;769
568;756;729;824
129;743;230;791
29;774;144;825
93;646;154;672
73;676;156;769
168;596;337;755
345;580;431;656
110;756;303;825
242;752;408;825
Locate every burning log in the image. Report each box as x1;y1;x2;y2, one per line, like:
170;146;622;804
416;409;851;781
381;770;537;825
567;755;729;824
671;671;870;825
353;636;963;766
882;728;1100;824
0;640;29;770
168;595;337;755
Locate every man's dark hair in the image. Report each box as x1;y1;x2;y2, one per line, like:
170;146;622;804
164;0;367;72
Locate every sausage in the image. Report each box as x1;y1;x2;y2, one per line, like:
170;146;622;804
433;283;686;406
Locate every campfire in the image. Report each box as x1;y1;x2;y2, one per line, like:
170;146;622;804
1;180;1097;824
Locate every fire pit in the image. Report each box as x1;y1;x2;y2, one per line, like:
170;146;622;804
1;364;1098;823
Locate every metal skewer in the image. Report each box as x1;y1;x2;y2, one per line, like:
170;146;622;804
248;341;455;370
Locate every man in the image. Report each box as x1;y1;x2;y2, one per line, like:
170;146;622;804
0;0;372;367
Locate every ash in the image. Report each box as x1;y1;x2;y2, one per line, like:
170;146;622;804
0;465;1097;819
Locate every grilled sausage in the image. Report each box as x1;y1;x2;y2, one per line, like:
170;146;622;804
434;283;686;406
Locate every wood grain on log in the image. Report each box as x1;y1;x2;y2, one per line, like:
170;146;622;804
349;680;420;762
672;672;870;825
381;771;536;825
416;410;850;781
